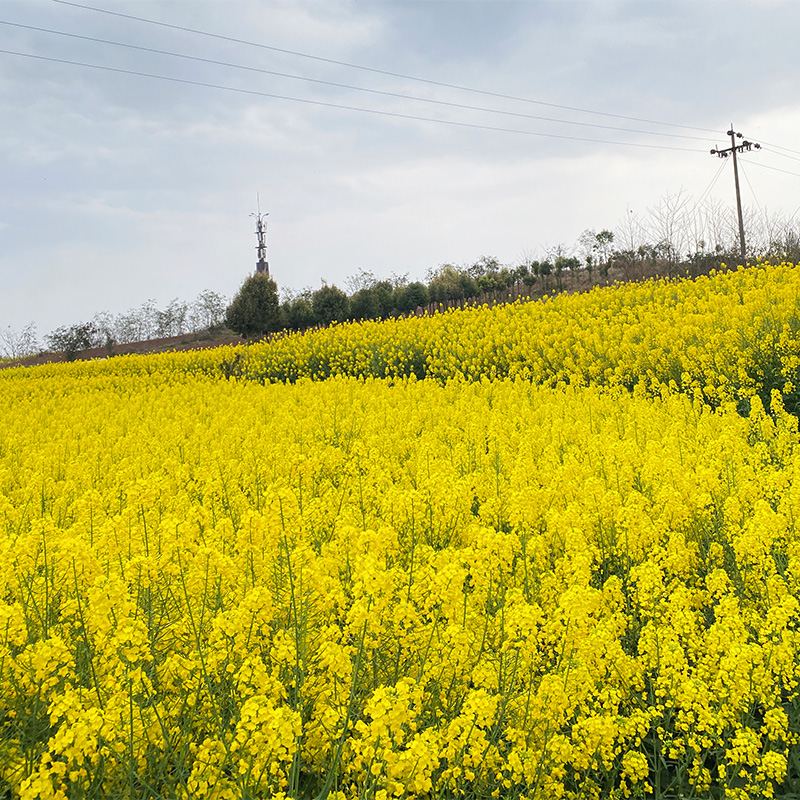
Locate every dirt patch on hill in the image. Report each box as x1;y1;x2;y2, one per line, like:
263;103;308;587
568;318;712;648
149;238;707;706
1;331;244;370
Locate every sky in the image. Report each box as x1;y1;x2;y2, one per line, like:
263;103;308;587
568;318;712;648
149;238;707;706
3;0;800;337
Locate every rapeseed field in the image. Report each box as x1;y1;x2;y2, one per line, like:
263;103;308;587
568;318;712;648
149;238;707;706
2;262;800;799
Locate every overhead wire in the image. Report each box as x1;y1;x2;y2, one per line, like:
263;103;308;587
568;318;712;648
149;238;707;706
0;19;718;143
10;3;797;166
757;139;800;158
759;145;800;164
49;0;721;135
688;157;728;219
738;158;800;180
0;48;704;151
738;159;764;217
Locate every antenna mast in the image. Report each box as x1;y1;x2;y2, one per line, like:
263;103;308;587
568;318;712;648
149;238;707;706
252;196;269;276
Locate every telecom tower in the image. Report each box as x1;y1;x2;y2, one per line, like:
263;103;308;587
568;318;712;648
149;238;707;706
253;203;269;276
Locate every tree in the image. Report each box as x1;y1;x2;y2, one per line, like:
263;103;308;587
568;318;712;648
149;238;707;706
284;296;316;330
557;256;581;274
646;190;690;275
594;230;614;275
191;290;228;333
312;284;349;325
427;265;477;303
511;262;536;286
45;322;96;361
371;280;396;318
395;281;429;314
345;268;376;294
0;323;39;359
467;255;500;279
350;287;381;321
226;274;282;338
476;269;509;293
157;298;190;338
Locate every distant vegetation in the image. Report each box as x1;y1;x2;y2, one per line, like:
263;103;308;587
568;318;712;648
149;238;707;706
5;192;800;360
0;290;229;362
17;259;800;420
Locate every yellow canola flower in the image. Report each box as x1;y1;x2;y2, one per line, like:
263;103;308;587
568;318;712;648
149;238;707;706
1;339;800;797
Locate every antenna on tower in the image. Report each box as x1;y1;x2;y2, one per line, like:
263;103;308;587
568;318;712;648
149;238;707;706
251;195;269;276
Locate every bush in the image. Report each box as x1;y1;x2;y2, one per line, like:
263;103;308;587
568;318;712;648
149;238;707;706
395;282;429;314
312;285;349;326
284;297;316;331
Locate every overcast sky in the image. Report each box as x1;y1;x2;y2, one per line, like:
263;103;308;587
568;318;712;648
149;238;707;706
2;0;800;336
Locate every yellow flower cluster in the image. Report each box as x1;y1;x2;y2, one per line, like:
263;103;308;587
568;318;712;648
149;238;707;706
1;360;799;798
3;263;800;798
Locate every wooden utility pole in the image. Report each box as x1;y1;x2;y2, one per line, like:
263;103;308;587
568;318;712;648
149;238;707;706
710;125;761;265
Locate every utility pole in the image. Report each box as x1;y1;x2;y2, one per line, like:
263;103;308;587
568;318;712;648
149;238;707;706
710;125;761;265
252;195;269;276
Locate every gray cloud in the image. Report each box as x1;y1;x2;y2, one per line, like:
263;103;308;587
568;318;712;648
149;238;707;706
1;0;799;335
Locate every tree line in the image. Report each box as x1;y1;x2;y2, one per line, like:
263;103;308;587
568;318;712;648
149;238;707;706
5;193;800;358
0;290;228;361
227;193;800;338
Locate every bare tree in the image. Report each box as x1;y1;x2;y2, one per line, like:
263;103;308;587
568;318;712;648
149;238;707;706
91;311;116;351
114;307;147;344
772;215;800;262
645;190;692;275
157;298;190;338
139;299;159;340
345;269;376;294
615;207;647;254
388;271;409;289
578;229;596;270
696;198;734;259
190;290;228;333
0;323;38;359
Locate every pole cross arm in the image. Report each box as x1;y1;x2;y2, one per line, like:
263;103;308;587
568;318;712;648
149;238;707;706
711;129;761;158
710;141;761;157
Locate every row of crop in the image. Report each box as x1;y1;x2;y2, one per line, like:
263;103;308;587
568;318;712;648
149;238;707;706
2;374;800;798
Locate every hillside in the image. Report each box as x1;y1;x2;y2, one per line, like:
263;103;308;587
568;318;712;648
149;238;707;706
2;251;718;372
1;262;799;799
9;260;800;414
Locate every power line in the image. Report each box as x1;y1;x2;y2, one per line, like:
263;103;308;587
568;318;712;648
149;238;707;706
738;159;764;216
757;139;800;158
690;156;728;217
760;145;800;164
50;0;721;135
0;48;704;152
0;19;718;143
738;157;800;180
